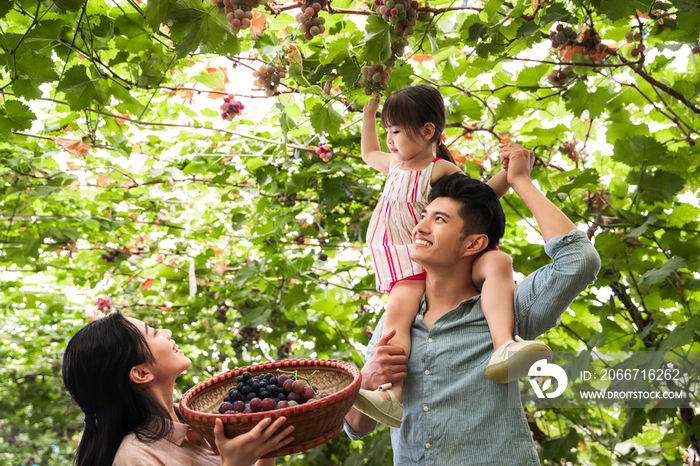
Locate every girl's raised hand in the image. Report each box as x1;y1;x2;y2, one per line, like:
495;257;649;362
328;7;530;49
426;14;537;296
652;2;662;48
363;96;380;116
215;417;294;466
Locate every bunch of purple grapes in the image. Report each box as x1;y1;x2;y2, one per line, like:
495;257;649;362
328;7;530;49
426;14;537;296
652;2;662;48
624;31;646;57
220;94;245;121
277;191;297;207
315;143;332;162
293;233;305;245
216;302;229;322
546;66;575;87
218;371;329;414
548;23;576;48
375;0;418;35
360;63;392;96
208;0;264;34
253;65;286;96
95;296;113;312
296;0;327;40
101;249;121;263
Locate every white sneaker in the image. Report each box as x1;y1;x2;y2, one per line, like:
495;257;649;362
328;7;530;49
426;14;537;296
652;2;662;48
484;336;553;384
353;383;403;428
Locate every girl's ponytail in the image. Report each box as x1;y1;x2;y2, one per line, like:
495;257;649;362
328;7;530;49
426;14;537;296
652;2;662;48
436;140;456;164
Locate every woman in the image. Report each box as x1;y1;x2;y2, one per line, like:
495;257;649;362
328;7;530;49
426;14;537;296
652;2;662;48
62;312;293;465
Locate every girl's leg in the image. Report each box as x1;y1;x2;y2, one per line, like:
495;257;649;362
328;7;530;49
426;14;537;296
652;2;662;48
472;251;515;349
376;278;426;403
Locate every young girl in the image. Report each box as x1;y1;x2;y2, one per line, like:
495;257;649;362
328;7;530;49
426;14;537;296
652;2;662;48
353;85;550;428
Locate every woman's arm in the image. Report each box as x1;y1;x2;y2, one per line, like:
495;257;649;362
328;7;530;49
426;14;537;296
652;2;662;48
362;97;393;174
486;169;510;199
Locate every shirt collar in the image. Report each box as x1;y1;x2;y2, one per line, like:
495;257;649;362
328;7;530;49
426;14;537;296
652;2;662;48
143;416;189;447
417;292;481;317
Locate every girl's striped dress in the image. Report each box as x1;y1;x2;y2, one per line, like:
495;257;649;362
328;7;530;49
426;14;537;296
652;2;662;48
366;158;439;292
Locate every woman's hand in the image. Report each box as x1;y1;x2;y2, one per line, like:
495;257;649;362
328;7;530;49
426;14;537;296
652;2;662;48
215;417;294;466
363;95;380;116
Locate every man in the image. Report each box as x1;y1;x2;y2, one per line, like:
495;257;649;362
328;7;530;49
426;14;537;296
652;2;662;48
345;146;601;465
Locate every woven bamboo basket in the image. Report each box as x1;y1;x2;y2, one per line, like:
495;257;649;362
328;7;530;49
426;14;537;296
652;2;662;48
179;359;361;458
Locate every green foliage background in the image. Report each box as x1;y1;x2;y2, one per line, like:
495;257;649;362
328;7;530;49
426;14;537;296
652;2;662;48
1;0;699;464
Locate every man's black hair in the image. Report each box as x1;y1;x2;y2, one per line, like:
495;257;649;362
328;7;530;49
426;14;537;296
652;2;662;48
429;172;506;250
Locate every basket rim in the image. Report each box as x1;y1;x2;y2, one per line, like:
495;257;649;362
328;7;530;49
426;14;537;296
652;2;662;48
179;358;361;425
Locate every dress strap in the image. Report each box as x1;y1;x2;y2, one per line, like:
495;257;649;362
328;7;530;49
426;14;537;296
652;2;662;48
432;157;441;163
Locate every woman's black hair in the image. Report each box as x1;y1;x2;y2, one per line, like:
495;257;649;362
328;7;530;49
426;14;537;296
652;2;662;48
62;312;173;466
429;172;506;250
381;84;456;164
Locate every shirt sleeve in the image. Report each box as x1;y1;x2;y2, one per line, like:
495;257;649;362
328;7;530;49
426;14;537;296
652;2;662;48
343;314;385;440
113;439;167;466
514;229;601;340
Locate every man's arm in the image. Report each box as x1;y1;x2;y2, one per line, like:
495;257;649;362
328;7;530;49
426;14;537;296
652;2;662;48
503;145;601;338
344;322;408;438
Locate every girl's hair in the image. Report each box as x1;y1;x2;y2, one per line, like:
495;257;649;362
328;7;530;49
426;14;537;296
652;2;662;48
380;84;455;164
62;312;173;466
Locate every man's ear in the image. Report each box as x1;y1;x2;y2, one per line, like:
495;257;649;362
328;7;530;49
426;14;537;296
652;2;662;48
129;364;155;385
460;234;490;258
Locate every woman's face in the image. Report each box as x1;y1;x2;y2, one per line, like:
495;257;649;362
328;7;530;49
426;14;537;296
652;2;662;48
127;317;191;382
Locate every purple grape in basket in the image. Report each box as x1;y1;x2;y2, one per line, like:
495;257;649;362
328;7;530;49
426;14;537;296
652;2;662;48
224;410;236;414
249;397;263;412
261;398;276;411
243;408;252;413
241;385;251;395
259;391;270;399
283;379;294;392
277;374;289;385
287;392;301;403
301;386;315;402
276;400;289;409
219;402;235;414
278;392;287;401
242;372;252;381
233;400;246;412
269;377;278;385
292;380;305;394
246;392;256;402
319;393;329;398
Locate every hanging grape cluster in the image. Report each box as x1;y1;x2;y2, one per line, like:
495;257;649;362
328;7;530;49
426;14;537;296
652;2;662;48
277;191;297;206
315;143;332;162
384;38;408;67
374;0;418;35
296;0;327;40
216;302;229;322
546;66;575;87
360;63;392;96
548;23;576;48
95;296;113;312
220;94;245;120
253;65;286;96
208;0;265;34
624;31;646;57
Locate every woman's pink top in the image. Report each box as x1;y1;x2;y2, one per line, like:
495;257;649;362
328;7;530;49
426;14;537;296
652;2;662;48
366;159;439;292
113;418;219;466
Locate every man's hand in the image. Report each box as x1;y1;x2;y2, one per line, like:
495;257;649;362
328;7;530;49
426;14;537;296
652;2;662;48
499;143;535;187
363;96;380;117
361;328;408;391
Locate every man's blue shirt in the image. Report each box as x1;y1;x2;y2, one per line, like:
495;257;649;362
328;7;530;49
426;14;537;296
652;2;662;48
345;229;601;465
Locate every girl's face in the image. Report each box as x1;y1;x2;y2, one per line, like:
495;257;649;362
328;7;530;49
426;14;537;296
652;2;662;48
127;317;191;382
385;124;433;163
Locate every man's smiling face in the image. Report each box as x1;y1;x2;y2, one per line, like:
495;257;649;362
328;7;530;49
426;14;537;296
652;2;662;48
410;197;469;267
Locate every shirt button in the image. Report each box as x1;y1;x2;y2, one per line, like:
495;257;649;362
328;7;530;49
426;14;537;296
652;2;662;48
424;370;430;375
426;443;431;449
428;338;433;343
423;405;429;412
